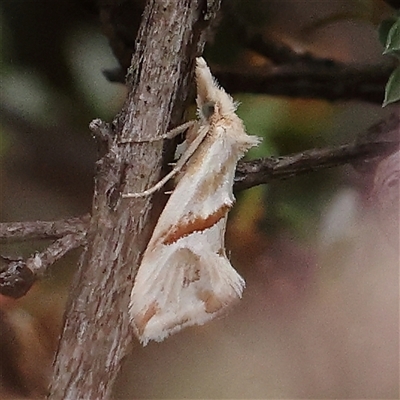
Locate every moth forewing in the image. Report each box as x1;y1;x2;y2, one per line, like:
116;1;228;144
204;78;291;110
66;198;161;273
130;218;245;346
129;57;261;345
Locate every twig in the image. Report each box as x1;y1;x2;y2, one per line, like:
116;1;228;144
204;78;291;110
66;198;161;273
0;214;89;242
236;113;400;189
26;233;86;276
90;119;114;144
0;258;35;299
235;140;399;190
0;232;86;298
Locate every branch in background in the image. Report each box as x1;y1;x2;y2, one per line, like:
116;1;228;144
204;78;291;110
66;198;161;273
0;232;86;298
0;258;35;299
247;35;337;66
0;232;86;299
98;0;145;79
214;62;392;103
0;214;89;298
219;3;394;104
104;57;392;104
2;114;398;300
353;112;400;173
231;9;338;67
237;112;400;189
0;214;90;243
383;0;400;9
236;140;398;190
98;1;393;104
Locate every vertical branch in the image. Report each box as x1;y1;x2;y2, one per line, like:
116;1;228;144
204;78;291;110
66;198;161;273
48;1;216;399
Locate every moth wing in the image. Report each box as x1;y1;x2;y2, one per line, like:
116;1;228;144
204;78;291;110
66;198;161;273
130;218;245;345
148;125;244;247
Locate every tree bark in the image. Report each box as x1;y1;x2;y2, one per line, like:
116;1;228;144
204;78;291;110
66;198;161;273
47;1;214;398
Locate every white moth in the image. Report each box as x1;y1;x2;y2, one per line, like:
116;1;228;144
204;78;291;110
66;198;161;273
127;57;261;345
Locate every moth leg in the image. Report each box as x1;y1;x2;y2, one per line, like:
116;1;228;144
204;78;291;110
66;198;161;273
122;124;209;198
120;121;196;144
161;121;196;141
122;165;184;198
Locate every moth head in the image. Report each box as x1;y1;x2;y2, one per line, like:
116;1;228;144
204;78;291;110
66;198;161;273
195;57;237;122
201;101;215;119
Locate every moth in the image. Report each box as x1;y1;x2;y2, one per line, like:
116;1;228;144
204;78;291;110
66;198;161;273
125;57;261;345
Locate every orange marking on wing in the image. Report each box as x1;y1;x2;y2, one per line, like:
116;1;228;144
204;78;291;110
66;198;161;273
162;204;230;245
135;301;159;336
197;290;225;314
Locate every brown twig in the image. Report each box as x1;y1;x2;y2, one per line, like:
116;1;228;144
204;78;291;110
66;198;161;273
236;140;399;190
26;233;86;276
0;232;86;298
0;215;89;298
0;258;35;299
0;214;89;242
236;113;400;189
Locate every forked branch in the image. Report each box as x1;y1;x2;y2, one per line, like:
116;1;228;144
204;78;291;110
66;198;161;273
2;114;398;299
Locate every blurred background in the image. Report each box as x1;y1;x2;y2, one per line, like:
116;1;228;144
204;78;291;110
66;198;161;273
0;0;398;398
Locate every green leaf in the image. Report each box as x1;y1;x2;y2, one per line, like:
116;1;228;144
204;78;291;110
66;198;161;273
378;18;397;48
383;66;400;107
383;16;400;55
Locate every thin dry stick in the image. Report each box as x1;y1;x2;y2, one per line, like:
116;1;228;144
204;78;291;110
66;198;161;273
0;233;86;298
236;139;399;190
0;215;89;242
